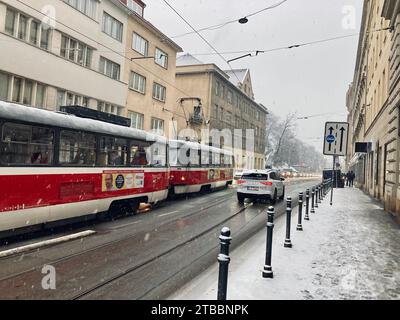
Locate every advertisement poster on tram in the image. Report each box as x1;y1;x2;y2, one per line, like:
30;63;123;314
102;170;145;192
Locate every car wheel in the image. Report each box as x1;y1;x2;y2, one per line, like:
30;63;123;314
237;193;245;204
270;189;277;205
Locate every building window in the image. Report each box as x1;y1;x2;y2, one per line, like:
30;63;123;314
63;0;98;19
129;72;146;94
102;12;123;42
4;8;52;50
23;80;33;105
227;90;233;104
29;20;39;45
132;33;148;56
215;81;221;97
0;73;46;107
128;111;144;130
0;72;10;101
5;8;17;36
60;35;93;67
155;48;168;68
57;90;89;108
12;77;23;103
99;57;120;80
152;83;166;102
97;101;122;116
151;117;164;134
18;14;28;40
127;0;144;16
35;84;46;108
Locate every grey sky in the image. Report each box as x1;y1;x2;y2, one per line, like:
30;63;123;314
145;0;363;152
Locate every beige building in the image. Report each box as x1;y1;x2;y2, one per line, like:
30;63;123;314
346;0;400;222
174;54;268;170
121;0;183;135
0;0;132;114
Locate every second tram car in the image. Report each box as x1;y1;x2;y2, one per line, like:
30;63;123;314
169;140;234;195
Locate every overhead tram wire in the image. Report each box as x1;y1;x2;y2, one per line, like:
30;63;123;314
13;0;195;115
169;0;289;39
190;26;394;60
161;0;242;84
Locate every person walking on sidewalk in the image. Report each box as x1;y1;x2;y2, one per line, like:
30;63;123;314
348;171;355;187
346;171;351;187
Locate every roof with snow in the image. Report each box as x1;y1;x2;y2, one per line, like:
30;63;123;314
176;53;204;66
223;69;249;85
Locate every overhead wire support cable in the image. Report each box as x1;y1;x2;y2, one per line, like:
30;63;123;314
161;0;242;83
170;0;288;39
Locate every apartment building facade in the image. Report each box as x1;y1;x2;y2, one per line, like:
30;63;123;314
175;54;268;170
121;0;183;135
346;0;400;222
0;0;131;115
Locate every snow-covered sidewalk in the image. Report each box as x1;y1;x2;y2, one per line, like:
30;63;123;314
169;188;400;300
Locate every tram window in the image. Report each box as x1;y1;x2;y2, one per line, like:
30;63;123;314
59;130;96;166
189;148;200;167
212;152;220;167
223;154;232;167
200;149;209;167
0;122;54;165
130;141;150;167
146;142;167;167
168;147;179;167
99;136;128;166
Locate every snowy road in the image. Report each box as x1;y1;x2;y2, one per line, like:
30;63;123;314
0;179;319;299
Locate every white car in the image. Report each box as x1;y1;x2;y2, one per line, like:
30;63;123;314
237;169;285;204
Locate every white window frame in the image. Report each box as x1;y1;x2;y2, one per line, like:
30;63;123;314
63;0;98;19
102;12;123;42
99;57;120;81
127;0;144;16
128;111;144;130
151;117;164;134
132;32;148;56
152;83;166;102
4;8;52;51
60;34;93;67
129;72;146;94
155;48;168;69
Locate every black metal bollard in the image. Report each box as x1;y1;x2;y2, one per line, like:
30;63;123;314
297;192;303;231
217;227;232;300
284;197;292;248
263;206;275;278
311;187;315;214
315;186;319;208
304;189;310;221
320;184;323;201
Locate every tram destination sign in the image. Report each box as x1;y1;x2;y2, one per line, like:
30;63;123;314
323;122;349;156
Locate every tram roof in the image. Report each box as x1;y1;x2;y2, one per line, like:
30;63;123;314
0;101;167;143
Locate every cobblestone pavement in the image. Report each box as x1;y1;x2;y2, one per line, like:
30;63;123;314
170;188;400;300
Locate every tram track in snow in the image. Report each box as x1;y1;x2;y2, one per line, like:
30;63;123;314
0;179;318;299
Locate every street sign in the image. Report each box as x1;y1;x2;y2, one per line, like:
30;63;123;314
323;122;349;156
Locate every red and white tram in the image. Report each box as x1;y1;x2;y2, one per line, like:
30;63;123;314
0;101;169;236
169;140;234;195
0;101;234;237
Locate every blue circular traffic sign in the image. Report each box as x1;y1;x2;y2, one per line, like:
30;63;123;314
326;135;335;143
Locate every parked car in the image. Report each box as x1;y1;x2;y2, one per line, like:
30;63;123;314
237;169;285;204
